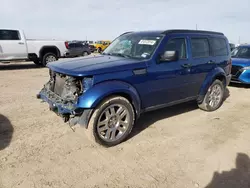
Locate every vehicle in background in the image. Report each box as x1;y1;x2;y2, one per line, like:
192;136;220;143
231;44;250;84
229;43;236;51
94;40;111;52
37;29;232;147
65;42;91;57
83;40;94;45
0;29;70;66
88;44;96;53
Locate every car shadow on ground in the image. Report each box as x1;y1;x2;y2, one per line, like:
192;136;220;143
229;83;250;89
129;88;230;139
205;153;250;188
0;114;14;150
0;62;43;71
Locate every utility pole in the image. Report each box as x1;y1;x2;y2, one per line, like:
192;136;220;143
196;24;198;30
238;36;241;44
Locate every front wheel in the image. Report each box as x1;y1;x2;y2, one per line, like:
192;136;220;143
198;79;225;111
82;51;89;56
86;96;135;147
33;59;41;66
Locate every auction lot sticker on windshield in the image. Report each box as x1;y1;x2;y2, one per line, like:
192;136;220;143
138;40;156;45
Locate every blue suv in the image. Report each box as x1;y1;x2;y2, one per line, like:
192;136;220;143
231;44;250;84
37;30;232;146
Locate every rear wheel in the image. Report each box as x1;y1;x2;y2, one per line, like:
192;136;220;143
42;53;57;66
198;79;225;111
86;96;135;147
98;47;102;53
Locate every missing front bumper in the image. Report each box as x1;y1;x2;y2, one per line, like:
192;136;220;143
37;88;93;128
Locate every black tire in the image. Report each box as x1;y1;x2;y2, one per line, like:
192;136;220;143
98;47;102;53
41;53;58;67
198;79;225;111
86;96;135;147
82;51;89;56
33;59;41;66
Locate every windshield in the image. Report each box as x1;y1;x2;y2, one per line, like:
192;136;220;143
231;47;250;59
96;41;102;44
102;33;163;59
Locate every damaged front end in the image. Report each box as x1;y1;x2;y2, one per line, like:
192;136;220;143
37;70;93;128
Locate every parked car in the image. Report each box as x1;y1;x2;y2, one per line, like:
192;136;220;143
88;44;96;53
0;29;70;66
231;44;250;84
229;43;236;51
65;42;91;57
94;40;111;52
37;29;232;147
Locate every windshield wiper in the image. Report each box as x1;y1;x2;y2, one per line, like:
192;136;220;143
102;52;132;58
110;53;132;58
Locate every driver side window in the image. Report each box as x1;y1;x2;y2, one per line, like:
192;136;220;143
164;38;187;59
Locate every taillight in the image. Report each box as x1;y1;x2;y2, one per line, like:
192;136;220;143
65;41;69;49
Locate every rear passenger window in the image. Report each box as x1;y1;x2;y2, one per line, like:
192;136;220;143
69;43;75;48
210;38;228;56
164;38;187;59
0;30;20;40
191;38;210;58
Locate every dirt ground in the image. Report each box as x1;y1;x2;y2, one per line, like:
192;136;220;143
1;61;250;188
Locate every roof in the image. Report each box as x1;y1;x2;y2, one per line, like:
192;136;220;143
121;29;224;36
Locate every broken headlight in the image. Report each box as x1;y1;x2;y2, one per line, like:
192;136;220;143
61;76;82;101
82;77;93;92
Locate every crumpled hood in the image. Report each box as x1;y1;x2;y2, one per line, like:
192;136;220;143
47;55;147;76
232;58;250;67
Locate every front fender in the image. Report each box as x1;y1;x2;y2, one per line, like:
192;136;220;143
198;67;226;102
77;80;141;117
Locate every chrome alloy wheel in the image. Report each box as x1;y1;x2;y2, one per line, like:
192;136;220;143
97;104;131;142
208;84;223;108
45;55;57;63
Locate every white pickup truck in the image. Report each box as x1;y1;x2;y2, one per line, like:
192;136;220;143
0;29;70;66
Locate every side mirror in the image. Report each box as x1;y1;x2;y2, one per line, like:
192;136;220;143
160;51;179;62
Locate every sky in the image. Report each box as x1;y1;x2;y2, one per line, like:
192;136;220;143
1;0;250;43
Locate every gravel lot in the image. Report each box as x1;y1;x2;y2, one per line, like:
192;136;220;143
1;61;250;188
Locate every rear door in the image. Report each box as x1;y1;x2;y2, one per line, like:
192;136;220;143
188;36;214;96
209;37;230;74
68;43;77;57
0;29;27;60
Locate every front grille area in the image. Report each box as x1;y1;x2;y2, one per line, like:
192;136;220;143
231;65;243;78
54;74;66;96
47;72;82;102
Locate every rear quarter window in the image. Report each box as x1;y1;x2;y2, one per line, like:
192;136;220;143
191;38;210;58
210;38;228;56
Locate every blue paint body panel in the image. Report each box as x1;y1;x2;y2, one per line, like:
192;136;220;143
40;30;231;122
231;46;250;84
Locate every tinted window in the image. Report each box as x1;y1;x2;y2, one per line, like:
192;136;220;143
191;38;210;58
211;38;228;56
75;43;83;48
0;30;20;40
164;38;187;59
68;43;75;48
231;47;250;59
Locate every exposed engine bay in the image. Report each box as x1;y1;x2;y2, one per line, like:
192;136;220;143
47;70;83;102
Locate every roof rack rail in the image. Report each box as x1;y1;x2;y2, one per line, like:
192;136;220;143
162;29;224;36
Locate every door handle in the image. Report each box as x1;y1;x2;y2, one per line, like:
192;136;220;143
207;60;216;64
18;42;24;45
181;63;192;68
